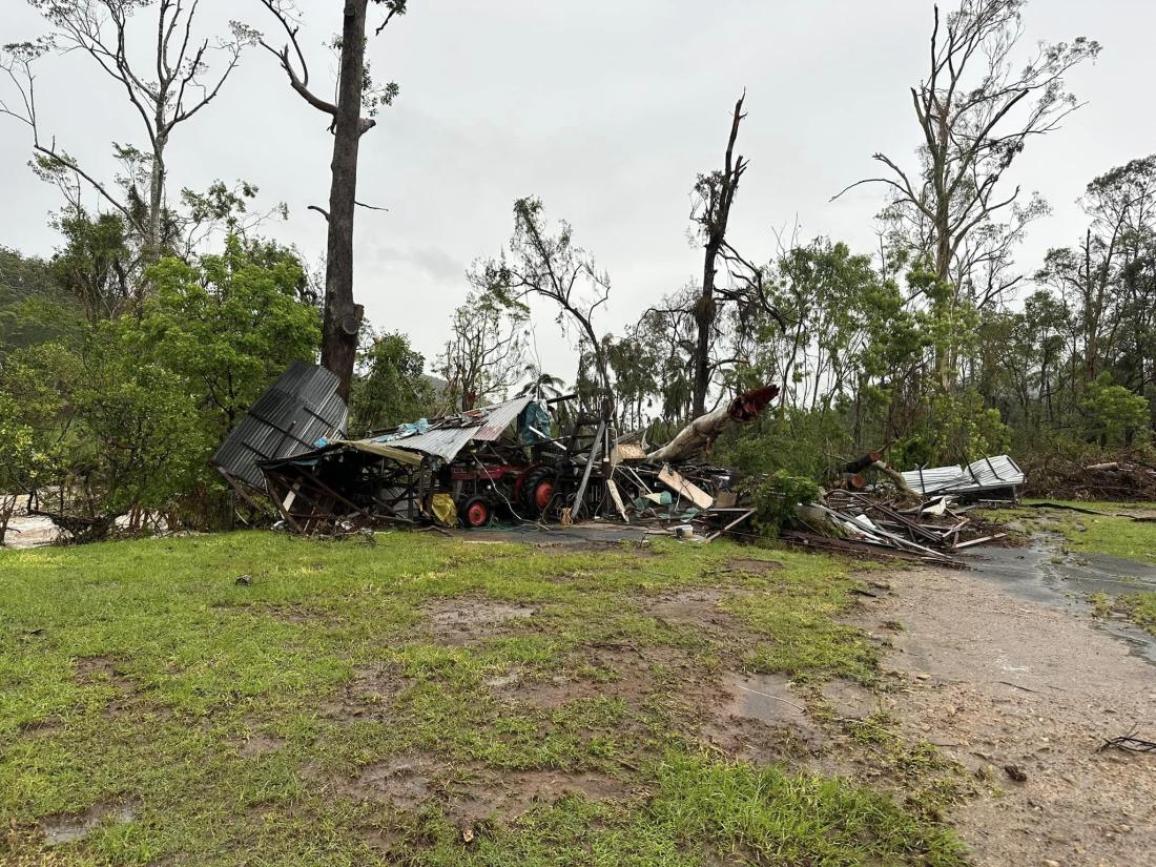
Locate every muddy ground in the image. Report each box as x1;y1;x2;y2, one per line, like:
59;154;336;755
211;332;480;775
851;567;1156;867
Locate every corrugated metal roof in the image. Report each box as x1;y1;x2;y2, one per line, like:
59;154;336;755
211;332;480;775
902;455;1025;496
385;396;533;461
212;362;348;489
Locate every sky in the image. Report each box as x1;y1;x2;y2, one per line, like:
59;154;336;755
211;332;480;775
1;0;1153;381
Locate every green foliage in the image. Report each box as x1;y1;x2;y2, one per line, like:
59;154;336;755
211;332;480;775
925;387;1011;465
0;237;321;529
350;331;437;435
750;470;821;539
0;245;82;358
140;235;320;433
1080;374;1151;447
51;208;136;321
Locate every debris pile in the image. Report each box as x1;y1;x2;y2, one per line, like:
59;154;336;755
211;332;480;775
212;364;777;542
213;364;1025;559
785;489;1011;567
1024;454;1156;502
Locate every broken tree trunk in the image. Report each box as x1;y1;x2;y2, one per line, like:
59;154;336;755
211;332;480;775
647;385;777;463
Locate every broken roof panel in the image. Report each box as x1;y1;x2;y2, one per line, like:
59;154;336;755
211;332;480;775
213;362;348;489
902;455;1025;496
382;396;533;461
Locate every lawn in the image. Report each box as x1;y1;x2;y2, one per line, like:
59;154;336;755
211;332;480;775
0;531;965;866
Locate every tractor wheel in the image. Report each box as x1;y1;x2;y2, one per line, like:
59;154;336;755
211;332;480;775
461;497;492;529
520;466;558;518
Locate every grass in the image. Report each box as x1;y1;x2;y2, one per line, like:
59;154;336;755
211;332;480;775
0;531;966;865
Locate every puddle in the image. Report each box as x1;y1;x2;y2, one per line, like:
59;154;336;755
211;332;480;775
962;537;1156;665
41;802;137;846
721;673;813;731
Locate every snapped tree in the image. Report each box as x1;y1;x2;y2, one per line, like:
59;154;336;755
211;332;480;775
686;94;785;417
253;0;408;402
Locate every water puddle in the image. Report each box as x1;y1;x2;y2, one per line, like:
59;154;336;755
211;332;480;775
962;536;1156;666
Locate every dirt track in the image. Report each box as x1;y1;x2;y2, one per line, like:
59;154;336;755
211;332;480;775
854;568;1156;867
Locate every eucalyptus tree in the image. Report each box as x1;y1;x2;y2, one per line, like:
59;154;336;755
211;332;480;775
0;1;251;262
252;0;408;401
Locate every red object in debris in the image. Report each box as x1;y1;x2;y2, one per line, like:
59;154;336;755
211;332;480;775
532;480;555;512
728;385;780;422
463;497;491;528
450;465;524;483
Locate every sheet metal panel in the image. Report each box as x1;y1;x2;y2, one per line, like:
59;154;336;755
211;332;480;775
901;455;1025;496
212;362;348;489
386;396;533;460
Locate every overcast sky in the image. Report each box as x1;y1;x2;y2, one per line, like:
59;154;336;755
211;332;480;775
2;0;1152;380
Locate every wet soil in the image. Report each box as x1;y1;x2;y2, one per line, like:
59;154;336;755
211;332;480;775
39;801;138;847
424;598;537;645
963;538;1156;664
852;567;1156;867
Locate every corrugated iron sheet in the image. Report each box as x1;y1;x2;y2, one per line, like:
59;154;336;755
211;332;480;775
902;455;1025;496
385;396;533;461
212;362;348;489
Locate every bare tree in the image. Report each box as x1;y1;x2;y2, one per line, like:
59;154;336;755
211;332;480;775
479;197;612;396
437;291;527;411
1;1;250;261
252;0;406;402
690;94;747;418
836;0;1097;386
686;94;785;417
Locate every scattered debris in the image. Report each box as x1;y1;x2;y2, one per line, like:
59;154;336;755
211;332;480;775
786;486;1014;566
1024;453;1156;502
1099;730;1156;754
1003;764;1028;783
214;373;778;542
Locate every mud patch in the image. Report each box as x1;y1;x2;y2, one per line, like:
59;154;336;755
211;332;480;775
425;598;536;645
40;801;138;846
821;679;878;721
645;588;729;630
329;755;441;810
449;769;631;827
705;672;824;762
73;655;133;690
323;663;406;721
237;734;285;758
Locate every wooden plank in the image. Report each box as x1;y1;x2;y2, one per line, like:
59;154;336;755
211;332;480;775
705;509;755;543
952;533;1007;550
657;464;715;510
606;479;630;522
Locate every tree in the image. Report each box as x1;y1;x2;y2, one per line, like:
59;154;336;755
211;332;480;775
349;331;434;434
140;234;322;432
837;0;1097;385
437;291;527;411
1;1;251;261
478;198;612;397
843;0;1097;283
253;0;408;402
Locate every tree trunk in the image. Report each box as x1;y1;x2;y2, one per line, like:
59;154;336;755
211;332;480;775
322;0;370;402
691;271;716;418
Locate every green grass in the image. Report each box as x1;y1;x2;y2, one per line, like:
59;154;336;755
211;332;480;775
0;531;965;865
985;502;1156;564
1091;590;1156;637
